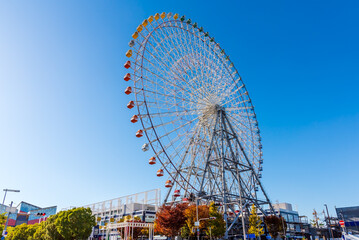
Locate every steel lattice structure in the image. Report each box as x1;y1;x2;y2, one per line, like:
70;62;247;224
124;12;274;238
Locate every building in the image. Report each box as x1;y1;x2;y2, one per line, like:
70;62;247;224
0;201;57;226
273;203;307;238
264;202;312;239
78;189;161;239
336;206;359;235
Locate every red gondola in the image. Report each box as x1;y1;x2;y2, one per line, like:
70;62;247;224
125;87;132;95
165;180;173;188
124;61;131;69
130;115;138;123
127;101;135;109
136;130;143;138
156;169;164;177
173;190;180;197
124;73;131;81
149;157;156;165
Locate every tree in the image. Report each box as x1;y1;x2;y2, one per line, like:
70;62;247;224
55;207;96;240
43;214;64;240
264;215;282;239
184;204;210;238
248;204;264;237
155;203;188;238
206;202;226;239
180;224;192;239
6;223;40;240
32;221;48;240
0;213;7;235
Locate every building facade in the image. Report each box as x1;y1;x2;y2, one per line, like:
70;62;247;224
336;206;359;235
80;189;161;239
0;201;57;226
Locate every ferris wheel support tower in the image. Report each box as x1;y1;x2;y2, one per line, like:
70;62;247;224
164;106;275;238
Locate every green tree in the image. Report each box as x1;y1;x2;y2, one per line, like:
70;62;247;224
32;221;48;240
180;224;192;239
248;204;264;238
206;202;226;239
0;213;7;235
6;223;40;240
55;207;95;240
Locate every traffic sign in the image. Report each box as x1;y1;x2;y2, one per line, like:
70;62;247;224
194;221;200;227
339;220;345;227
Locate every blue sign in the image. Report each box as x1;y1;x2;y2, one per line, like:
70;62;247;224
266;235;272;239
247;234;256;238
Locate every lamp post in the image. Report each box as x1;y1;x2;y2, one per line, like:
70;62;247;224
196;198;200;240
1;201;13;239
2;189;20;206
324;204;334;240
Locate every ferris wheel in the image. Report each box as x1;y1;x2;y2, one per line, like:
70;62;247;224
124;12;274;237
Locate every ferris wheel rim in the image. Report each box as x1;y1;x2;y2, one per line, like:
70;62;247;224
126;13;263;195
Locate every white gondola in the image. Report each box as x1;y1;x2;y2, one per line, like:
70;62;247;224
142;143;149;152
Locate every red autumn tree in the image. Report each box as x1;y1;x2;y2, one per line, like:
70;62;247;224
155;203;188;237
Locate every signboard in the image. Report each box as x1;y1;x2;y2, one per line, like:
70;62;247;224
247;234;256;238
339;220;345;227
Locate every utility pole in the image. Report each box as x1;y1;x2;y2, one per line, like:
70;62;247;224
2;189;20;206
313;209;319;228
324;204;334;240
196;198;200;240
1;201;13;239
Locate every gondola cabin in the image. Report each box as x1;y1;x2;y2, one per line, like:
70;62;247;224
124;61;131;69
127;101;135;109
136;130;143;138
156;169;164;177
149;157;156;165
130;115;138;123
125;87;132;95
124;73;131;81
165;180;172;188
173;190;180;197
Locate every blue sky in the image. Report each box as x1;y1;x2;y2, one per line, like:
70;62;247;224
0;0;358;219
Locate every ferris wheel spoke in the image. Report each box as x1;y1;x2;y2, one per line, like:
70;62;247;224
142;26;207;99
142;108;201;119
182;125;212;192
146;116;199;146
133;86;206;107
226;113;255;133
134;51;198;98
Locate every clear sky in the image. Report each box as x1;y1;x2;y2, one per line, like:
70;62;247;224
0;0;358;220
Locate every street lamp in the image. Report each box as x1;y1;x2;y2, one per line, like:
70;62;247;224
324;204;334;240
1;189;20;239
2;189;20;206
1;201;14;240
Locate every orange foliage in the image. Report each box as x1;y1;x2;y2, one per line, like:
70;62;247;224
154;203;188;237
184;204;210;235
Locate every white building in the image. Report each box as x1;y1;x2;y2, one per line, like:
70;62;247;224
83;189;161;239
